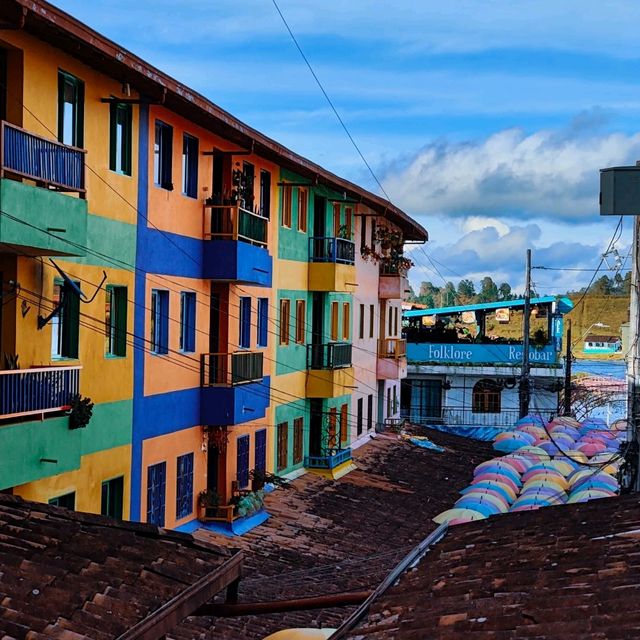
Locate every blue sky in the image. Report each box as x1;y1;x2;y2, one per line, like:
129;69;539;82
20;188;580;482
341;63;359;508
54;0;637;294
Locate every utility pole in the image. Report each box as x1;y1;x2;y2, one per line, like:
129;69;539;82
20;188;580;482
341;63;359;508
519;249;531;418
563;319;572;416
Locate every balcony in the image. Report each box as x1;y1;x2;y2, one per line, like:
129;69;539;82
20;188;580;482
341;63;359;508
202;204;272;286
306;343;354;398
377;338;408;380
308;237;356;292
200;351;269;425
304;447;352;470
0;122;88;256
0;365;81;421
379;263;410;300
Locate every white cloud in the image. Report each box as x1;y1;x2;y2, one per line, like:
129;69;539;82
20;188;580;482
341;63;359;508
383;128;640;221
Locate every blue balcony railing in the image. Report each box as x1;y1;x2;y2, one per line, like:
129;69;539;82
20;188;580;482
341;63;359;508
304;447;352;470
309;237;355;265
0;365;81;421
1;121;86;196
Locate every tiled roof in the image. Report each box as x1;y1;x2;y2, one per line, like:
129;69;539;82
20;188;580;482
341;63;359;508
349;493;640;639
0;494;239;640
180;430;495;639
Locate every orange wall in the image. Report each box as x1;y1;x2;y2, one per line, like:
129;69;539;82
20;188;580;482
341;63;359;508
140;427;206;529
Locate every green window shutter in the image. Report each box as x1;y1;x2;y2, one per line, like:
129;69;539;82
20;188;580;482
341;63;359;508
114;287;128;357
62;283;80;358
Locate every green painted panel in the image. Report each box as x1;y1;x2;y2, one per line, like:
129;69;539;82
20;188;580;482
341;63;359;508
65;213;136;269
0;178;87;256
274;399;310;474
0;399;132;490
0;416;83;489
80;399;132;455
276;289;311;376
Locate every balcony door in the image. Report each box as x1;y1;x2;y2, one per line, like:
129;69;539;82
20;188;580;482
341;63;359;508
311;293;324;368
0;49;6;122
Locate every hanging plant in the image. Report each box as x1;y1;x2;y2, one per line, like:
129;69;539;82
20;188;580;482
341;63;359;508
68;394;94;430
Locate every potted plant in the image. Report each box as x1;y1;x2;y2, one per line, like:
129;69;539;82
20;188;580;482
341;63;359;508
198;489;220;519
68;394;94;430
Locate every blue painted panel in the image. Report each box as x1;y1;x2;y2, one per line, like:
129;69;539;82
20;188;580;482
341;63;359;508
406;343;559;366
201;376;270;425
137;227;204;278
203;239;272;286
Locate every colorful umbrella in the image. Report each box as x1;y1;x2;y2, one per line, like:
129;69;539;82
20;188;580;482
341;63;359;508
577;442;607;457
560;450;589;464
433;507;487;524
519;487;567;503
495;431;535;444
493;438;527;453
454;499;503;517
538;441;562;456
550;416;581;428
462;481;517;502
473;473;520;492
456;494;508;513
460;487;514;505
567;490;616;504
474;459;522;478
516;414;546;427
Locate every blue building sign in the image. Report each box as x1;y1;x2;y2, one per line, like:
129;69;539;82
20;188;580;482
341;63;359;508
407;343;558;366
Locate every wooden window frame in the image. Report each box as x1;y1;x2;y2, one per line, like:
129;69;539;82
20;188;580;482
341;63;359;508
280;299;291;345
342;302;350;341
472;379;502;414
298;188;308;232
293;417;304;464
359;304;365;340
282;185;292;228
340;403;348;444
295;299;306;344
330;301;339;342
369;304;375;339
277;422;289;471
333;203;342;238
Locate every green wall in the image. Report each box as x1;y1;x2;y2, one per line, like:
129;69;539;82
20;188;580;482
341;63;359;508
0;399;132;489
274;399;310;474
276;289;312;376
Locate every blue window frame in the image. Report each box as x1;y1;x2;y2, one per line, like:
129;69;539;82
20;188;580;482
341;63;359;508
151;290;169;354
180;292;196;352
257;298;268;347
146;462;166;526
182;133;198;198
176;453;194;519
239;297;251;349
237;435;250;489
255;429;267;473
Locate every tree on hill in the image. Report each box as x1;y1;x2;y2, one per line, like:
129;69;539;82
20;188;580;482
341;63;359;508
478;276;499;302
498;282;512;300
457;279;476;302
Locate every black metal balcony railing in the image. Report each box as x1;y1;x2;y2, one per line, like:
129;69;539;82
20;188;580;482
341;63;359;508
309;237;355;265
201;351;264;387
307;342;352;370
206;205;268;248
1;121;86;196
0;366;81;420
380;261;407;276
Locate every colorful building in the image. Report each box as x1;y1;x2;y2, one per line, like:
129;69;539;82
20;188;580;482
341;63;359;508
0;0;427;530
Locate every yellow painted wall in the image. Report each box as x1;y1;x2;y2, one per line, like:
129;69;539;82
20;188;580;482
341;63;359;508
11;257;134;404
140;427;207;529
14;445;131;517
0;31;139;225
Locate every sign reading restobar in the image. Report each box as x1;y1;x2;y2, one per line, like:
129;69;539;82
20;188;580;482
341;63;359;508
407;343;558;365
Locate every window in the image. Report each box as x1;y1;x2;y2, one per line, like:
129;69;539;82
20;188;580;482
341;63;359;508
260;170;271;218
342;303;350;341
345;207;353;238
328;407;338;449
394;308;399;336
151;290;169;354
255;429;267;472
298;188;308;232
295;299;306;344
280;299;290;345
293;417;304;464
49;491;76;510
282;185;292;227
242;162;255;211
333;203;341;237
179;292;196;353
388;306;393;336
360;216;367;253
330;301;339;341
154;120;173;190
51;281;80;359
370;219;376;248
277;422;288;471
387;386;392;417
257;298;269;347
357;398;363;436
182;133;198;198
359;304;365;339
393;386;398;414
239;297;251;349
367;394;373;431
176;453;194;519
58;70;84;147
340;403;348;444
101;477;124;520
472;379;502;414
105;285;127;357
237;435;250;489
109;102;132;175
369;305;375;339
146;462;166;526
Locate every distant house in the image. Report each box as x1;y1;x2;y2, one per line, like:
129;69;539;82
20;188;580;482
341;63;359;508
584;335;621;354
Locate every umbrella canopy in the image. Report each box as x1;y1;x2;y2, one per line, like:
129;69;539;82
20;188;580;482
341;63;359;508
456;494;508;514
550;426;581;440
522;467;567;484
572;472;618;490
577;442;607;457
459;489;510;507
520;487;567;503
473;473;520;492
611;419;628;432
537;441;562;456
552;434;577;447
560;450;589;464
454;499;503;517
517;446;552;459
473;464;521;486
433;507;487;524
517;425;548;439
493;438;528;453
567;490;616;504
461;487;514;505
522;477;569;492
474;459;522;478
495;431;535;444
510;503;546;512
462;481;517;502
516;414;546;427
550;416;581;428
